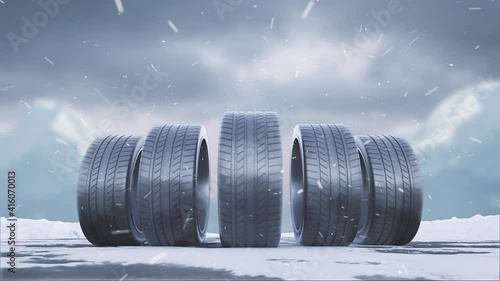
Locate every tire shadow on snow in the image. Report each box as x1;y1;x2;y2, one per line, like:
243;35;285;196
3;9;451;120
355;241;497;255
407;241;499;249
2;262;282;280
22;243;96;248
354;275;432;280
371;248;490;255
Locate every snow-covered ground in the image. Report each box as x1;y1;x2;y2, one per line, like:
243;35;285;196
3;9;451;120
1;215;499;280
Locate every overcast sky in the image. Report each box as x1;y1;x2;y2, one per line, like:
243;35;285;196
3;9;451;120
0;0;499;232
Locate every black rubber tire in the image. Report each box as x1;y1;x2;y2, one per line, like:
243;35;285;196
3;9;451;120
138;124;210;246
354;135;423;245
77;135;145;246
218;111;283;247
291;124;362;246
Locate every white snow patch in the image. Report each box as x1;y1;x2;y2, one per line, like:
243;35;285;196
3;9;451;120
1;217;84;240
413;214;499;242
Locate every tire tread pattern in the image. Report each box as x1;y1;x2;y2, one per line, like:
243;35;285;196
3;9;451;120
218;111;283;247
138;124;207;246
77;135;144;246
354;134;423;245
295;124;361;246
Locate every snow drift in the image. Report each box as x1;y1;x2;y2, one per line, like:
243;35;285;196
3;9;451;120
413;214;499;242
0;217;84;240
1;214;498;242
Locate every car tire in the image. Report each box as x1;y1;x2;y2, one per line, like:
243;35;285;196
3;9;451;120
218;111;283;247
137;124;210;246
77;135;145;246
291;124;362;246
354;135;423;245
